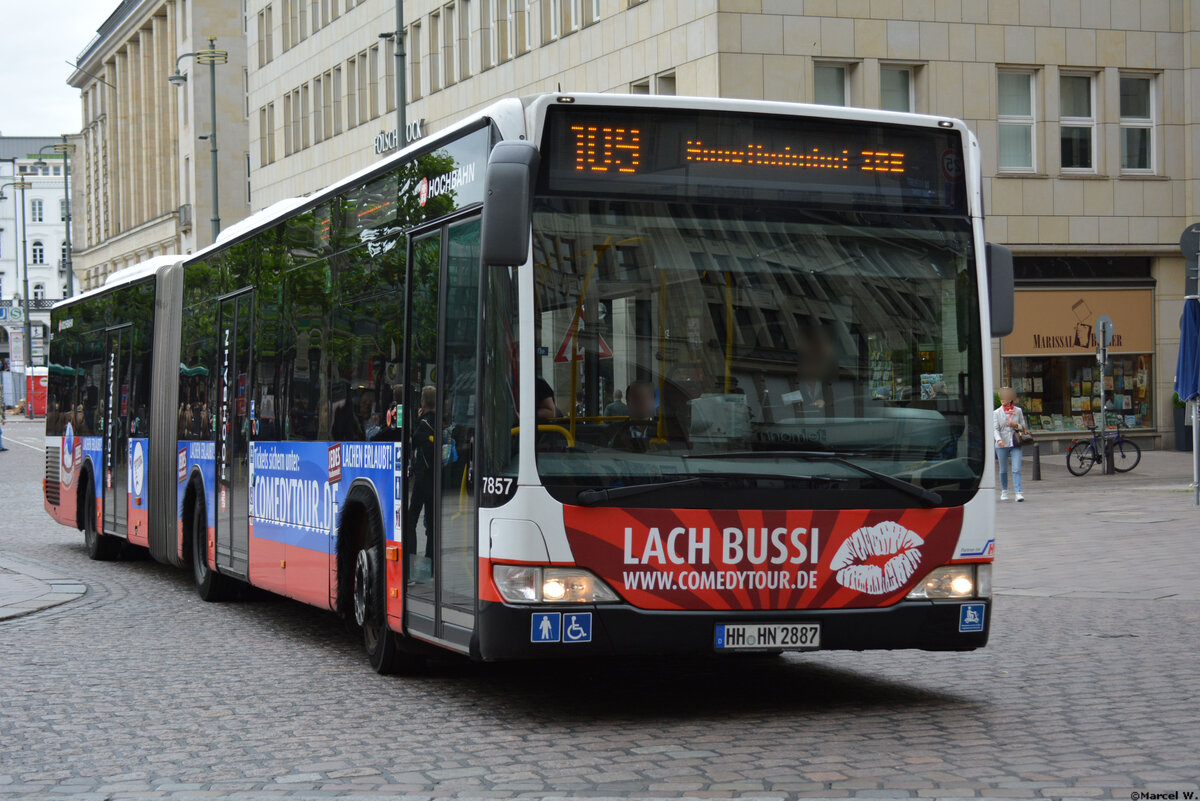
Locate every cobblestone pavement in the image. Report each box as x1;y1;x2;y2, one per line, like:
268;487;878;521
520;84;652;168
1;418;1198;800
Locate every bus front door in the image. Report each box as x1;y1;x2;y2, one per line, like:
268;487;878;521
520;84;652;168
102;325;131;537
403;217;480;651
215;291;254;578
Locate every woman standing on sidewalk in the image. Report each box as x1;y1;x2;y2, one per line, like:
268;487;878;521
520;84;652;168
994;386;1027;502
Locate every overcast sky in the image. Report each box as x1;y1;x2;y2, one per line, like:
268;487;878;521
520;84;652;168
0;2;119;137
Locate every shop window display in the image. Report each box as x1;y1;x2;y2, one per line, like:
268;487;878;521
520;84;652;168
1003;354;1151;432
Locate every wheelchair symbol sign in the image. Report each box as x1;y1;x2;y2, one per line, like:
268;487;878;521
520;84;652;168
563;612;592;643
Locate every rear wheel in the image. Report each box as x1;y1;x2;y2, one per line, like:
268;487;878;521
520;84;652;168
1110;438;1141;473
1066;441;1097;476
351;505;422;675
191;497;235;601
82;482;120;561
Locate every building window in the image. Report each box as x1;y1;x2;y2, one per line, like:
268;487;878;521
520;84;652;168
300;83;310;147
259;103;276;166
880;66;913;112
656;71;676;95
257;5;274;67
368;45;380;119
31;241;45;265
410;22;423;99
495;0;510;63
282;0;292;49
443;4;457;86
814;64;848;106
1060;73;1095;171
479;0;493;68
997;70;1036;172
30;199;44;223
313;74;325;142
61;242;68;265
356;51;369;122
630;77;650;94
60;198;67;222
346;55;358;125
544;0;560;40
429;12;441;91
1119;75;1154;173
459;0;472;79
34;283;45;300
283;92;294;154
384;37;396;110
332;67;343;134
522;0;533;53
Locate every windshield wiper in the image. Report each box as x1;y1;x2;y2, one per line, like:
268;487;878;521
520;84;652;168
575;472;849;506
687;450;943;507
576;476;716;505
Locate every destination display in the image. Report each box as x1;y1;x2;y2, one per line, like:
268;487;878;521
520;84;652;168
540;107;967;212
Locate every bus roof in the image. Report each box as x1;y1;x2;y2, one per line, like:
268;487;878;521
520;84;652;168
52;254;180;311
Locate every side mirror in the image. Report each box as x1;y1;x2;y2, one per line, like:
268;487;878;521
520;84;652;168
986;242;1014;337
481;140;541;266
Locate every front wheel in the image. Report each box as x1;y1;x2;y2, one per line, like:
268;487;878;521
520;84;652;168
352;519;422;675
1066;441;1097;476
1110;438;1142;473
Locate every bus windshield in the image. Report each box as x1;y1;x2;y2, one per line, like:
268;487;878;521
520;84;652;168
531;198;984;508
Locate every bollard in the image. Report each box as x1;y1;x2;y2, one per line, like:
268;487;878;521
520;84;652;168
1031;441;1041;481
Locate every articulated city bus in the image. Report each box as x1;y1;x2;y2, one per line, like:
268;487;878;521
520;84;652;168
44;94;1013;673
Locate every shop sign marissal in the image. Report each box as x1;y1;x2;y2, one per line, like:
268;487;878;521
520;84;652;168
1003;289;1153;356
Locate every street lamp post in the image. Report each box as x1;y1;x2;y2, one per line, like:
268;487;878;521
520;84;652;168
0;179;34;379
380;1;407;148
168;37;229;241
35;137;77;298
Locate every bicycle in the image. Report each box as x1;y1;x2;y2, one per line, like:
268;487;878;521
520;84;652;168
1066;419;1141;476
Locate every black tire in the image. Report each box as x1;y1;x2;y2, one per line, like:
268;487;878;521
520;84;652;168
1110;438;1142;473
351;503;422;675
191;496;235;602
82;482;120;561
1066;441;1097;476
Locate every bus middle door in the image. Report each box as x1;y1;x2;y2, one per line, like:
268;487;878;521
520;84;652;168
102;325;132;538
215;290;254;579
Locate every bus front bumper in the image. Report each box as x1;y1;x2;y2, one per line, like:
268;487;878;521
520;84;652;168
475;598;990;660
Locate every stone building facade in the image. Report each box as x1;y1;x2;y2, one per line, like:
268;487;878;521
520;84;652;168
68;0;249;291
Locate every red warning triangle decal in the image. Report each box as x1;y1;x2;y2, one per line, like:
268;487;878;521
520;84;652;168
554;312;613;363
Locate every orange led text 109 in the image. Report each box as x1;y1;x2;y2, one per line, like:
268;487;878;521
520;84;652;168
571;125;642;173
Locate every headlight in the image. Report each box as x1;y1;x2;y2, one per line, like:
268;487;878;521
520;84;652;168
906;564;989;599
492;565;620;604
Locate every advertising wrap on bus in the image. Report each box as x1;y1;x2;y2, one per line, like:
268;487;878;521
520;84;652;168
563;505;967;611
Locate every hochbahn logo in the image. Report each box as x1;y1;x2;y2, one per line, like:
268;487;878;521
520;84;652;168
417;162;477;208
